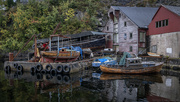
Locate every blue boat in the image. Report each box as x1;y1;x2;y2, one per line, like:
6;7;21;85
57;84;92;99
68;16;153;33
92;57;117;67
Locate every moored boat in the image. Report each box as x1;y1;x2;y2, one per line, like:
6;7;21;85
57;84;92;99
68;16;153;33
100;57;163;74
147;52;160;57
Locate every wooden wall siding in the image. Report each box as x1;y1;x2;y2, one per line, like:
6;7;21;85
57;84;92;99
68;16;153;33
118;13;139;55
148;6;180;35
103;19;114;48
105;7;149;55
138;29;147;48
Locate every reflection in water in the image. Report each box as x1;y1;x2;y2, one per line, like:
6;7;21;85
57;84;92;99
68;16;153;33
150;75;180;102
1;68;180;102
99;73;163;102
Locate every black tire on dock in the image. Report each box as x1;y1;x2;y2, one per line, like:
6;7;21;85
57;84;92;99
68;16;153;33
63;64;70;74
50;69;57;76
36;64;43;72
14;72;18;78
56;65;63;73
31;71;36;76
46;74;53;80
46;64;52;72
13;63;18;69
5;65;11;74
31;66;37;73
5;65;11;72
17;65;23;72
63;75;70;84
5;70;11;74
17;70;23;76
36;73;43;80
57;74;62;82
40;69;46;74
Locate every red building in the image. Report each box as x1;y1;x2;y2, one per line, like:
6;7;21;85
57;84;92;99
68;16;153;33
149;5;180;35
148;5;180;58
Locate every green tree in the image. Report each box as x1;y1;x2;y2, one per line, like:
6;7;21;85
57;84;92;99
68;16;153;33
0;0;101;52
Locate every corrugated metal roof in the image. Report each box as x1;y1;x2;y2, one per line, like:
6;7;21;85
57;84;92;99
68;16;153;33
111;6;158;28
163;5;180;16
69;31;107;38
37;31;107;43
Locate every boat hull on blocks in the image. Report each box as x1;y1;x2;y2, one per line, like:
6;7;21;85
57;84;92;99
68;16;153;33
40;50;80;63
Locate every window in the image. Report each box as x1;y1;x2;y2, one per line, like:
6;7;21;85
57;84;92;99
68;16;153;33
114;23;118;33
156;22;158;28
124;21;127;27
162;20;165;26
129;46;133;52
166;19;168;26
107;26;109;31
124;33;127;40
151;45;157;53
159;21;161;27
129;33;133;39
156;19;168;28
140;32;146;42
114;16;118;23
113;33;118;43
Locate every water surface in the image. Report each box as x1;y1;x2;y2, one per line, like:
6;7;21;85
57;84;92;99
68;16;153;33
1;64;180;102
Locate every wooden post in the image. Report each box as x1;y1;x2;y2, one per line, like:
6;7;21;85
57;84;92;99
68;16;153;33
49;37;51;51
9;53;14;61
34;35;37;57
58;36;59;52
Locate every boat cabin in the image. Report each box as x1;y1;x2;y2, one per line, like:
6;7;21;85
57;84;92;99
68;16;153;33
126;58;142;67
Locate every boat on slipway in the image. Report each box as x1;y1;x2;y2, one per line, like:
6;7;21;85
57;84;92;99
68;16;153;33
100;52;163;74
40;34;82;63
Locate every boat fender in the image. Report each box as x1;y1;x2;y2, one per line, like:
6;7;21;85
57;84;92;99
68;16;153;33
17;70;23;76
31;71;36;76
63;64;70;74
5;65;11;74
14;72;18;78
36;64;43;72
17;65;23;72
57;74;62;82
5;65;11;72
36;73;43;80
31;66;37;73
46;64;52;72
46;74;53;80
56;65;63;73
50;69;57;76
40;69;46;74
63;75;70;84
13;63;18;69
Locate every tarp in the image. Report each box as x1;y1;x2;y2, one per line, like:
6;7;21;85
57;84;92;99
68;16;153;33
119;52;132;66
98;58;108;63
95;57;112;63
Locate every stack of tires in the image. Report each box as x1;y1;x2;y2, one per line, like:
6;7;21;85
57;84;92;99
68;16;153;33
4;63;24;76
30;64;71;83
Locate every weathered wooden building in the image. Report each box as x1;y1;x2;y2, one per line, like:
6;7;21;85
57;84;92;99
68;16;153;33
103;6;158;55
148;5;180;58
